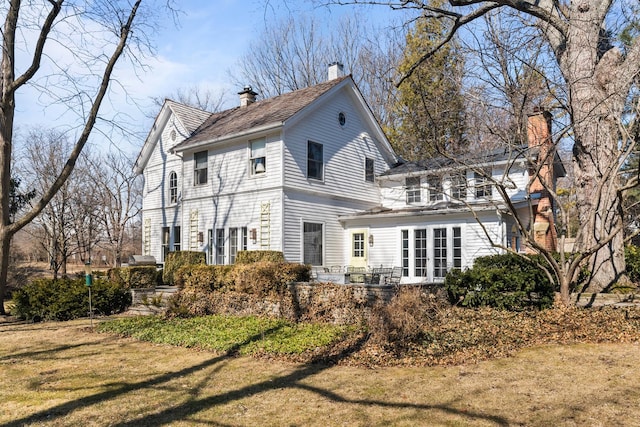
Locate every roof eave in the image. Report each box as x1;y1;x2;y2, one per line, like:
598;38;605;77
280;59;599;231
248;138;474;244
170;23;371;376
171;121;284;153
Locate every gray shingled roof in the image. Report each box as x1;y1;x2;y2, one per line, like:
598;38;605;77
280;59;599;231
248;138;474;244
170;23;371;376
380;145;532;176
173;76;350;151
165;99;211;135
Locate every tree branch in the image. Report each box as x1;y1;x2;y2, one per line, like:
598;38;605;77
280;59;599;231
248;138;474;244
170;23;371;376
11;0;142;233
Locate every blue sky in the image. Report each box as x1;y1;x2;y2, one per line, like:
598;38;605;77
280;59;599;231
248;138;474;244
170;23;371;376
14;0;401;158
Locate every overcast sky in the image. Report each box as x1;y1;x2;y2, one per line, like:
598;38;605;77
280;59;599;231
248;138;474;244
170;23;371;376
13;0;399;159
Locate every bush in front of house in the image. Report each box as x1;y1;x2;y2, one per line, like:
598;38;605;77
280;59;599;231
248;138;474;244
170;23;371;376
235;250;285;264
444;253;555;310
230;261;310;295
166;261;310;319
162;251;206;285
12;277;131;321
174;264;234;291
107;266;159;289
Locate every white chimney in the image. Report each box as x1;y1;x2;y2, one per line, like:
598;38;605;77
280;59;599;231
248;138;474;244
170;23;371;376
238;85;258;107
328;62;344;81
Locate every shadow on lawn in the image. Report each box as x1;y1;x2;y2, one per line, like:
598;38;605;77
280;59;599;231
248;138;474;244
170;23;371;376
3;324;510;427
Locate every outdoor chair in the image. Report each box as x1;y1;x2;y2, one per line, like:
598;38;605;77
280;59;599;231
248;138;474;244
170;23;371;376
388;266;402;285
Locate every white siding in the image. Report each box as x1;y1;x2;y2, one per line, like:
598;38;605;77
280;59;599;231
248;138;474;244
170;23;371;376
343;211;502;283
282;190;373;266
283;87;388;205
379;163;530;210
181;132;283;202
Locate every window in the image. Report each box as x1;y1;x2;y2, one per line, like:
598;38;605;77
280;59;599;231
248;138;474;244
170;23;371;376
169;171;178;204
307;141;323;180
427;176;443;202
406;176;421;203
161;227;170;262
229;228;238;264
207;229;213;264
215;228;225;264
434;228;447;279
453;227;462;270
401;230;409;277
241;227;248;251
338;112;346;127
194;151;208;185
365;158;374;183
173;226;181;252
474;169;492;198
250;138;266;175
415;229;427;277
353;233;365;258
303;222;323;265
450;171;467;200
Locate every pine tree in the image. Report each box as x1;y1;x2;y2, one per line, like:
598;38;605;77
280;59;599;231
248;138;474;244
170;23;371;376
387;5;466;161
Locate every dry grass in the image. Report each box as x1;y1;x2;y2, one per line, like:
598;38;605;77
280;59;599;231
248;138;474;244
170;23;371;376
1;317;640;426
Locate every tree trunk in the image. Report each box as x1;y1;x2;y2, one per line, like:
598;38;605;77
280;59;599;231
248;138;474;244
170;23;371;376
562;7;630;293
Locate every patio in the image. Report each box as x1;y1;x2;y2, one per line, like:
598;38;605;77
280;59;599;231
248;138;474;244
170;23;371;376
311;266;402;285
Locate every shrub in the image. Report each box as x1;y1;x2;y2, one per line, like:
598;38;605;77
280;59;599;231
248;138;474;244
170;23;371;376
162;251;206;285
444;253;555;310
368;286;443;347
12;277;131;321
107;266;158;289
625;245;640;285
235;250;285;264
230;262;309;295
175;264;234;291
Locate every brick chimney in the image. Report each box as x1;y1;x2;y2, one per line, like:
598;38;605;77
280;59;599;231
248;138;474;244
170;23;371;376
238;85;258;107
527;108;557;252
328;62;344;81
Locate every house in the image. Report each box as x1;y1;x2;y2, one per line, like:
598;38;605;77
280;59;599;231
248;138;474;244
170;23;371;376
340;109;565;283
134;64;397;268
135;64;564;284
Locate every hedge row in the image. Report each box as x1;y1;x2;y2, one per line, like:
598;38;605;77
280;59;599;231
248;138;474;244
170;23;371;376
12;277;131;321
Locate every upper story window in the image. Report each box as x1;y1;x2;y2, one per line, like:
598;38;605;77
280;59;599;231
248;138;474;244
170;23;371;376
450;171;468;200
427;175;444;202
365;158;374;182
249;138;266;175
406;176;421;203
307;141;323;180
169;171;178;204
194;151;208;185
474;169;493;198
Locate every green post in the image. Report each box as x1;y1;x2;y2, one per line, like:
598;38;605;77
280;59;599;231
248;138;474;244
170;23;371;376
85;261;93;328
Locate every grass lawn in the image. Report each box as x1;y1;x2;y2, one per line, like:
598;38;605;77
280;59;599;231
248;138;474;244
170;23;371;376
1;316;640;426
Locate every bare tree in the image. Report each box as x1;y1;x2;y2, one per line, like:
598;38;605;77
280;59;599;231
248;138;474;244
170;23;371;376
149;85;228;115
337;0;640;298
22;129;98;277
89;150;142;267
0;0;168;314
232;11;405;130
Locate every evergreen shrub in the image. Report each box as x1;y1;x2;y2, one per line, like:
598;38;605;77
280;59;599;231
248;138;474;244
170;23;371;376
162;251;206;285
444;253;555;310
625;245;640;285
12;277;131;321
